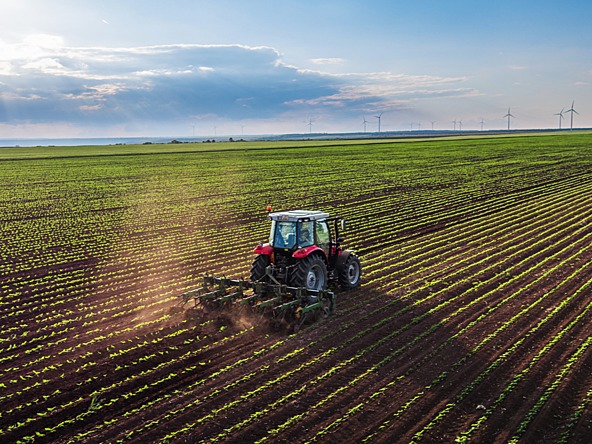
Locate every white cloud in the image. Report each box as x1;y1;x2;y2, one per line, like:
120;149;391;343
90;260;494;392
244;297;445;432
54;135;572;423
311;58;345;65
22;57;69;75
22;34;65;49
0;61;13;75
285;71;475;112
79;104;103;111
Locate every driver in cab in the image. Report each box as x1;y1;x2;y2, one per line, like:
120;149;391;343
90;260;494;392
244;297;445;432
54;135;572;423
299;224;313;247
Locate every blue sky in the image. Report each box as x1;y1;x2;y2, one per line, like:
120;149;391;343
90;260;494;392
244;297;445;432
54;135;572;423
0;0;591;137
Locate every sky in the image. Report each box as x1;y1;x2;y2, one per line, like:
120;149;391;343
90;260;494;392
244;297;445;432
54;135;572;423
0;0;591;138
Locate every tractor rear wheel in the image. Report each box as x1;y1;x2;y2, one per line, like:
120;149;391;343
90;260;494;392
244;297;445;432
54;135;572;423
250;254;270;282
338;253;361;290
289;255;328;291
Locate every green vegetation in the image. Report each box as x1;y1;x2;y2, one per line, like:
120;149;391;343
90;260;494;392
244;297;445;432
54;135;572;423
1;132;591;443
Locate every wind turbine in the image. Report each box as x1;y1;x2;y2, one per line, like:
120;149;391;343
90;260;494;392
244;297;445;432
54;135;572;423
565;101;579;130
458;120;463;131
306;117;314;134
431;121;436;130
452;119;457;131
374;112;383;132
554;108;565;129
503;108;515;130
362;116;369;133
479;118;485;131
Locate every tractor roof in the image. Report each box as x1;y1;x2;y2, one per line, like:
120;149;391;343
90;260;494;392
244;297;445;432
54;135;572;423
268;210;330;222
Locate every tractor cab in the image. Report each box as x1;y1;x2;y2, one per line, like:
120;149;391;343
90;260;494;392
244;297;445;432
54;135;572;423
268;210;331;253
252;209;360;292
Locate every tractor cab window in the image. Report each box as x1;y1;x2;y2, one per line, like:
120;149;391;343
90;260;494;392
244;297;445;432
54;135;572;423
271;221;297;248
315;220;330;250
298;221;314;248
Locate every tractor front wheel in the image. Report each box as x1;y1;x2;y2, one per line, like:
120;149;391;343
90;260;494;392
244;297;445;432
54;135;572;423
250;254;270;282
290;255;328;291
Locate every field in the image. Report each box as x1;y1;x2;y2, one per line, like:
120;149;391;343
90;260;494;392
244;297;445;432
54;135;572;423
1;133;591;443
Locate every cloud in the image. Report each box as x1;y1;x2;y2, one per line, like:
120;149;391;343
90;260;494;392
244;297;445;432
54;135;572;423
0;35;477;135
311;58;345;65
287;71;476;112
22;57;70;75
79;104;103;111
23;34;65;49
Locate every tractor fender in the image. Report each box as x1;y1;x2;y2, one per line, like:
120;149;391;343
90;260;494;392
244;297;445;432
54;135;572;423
253;243;274;256
335;249;353;272
292;245;326;260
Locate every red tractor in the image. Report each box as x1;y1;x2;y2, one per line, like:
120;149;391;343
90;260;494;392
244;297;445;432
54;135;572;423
251;209;361;292
180;209;361;330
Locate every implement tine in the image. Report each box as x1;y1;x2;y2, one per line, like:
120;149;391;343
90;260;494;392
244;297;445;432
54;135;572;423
180;273;337;330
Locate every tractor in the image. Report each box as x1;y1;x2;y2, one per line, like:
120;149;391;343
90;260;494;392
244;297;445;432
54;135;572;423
251;209;361;291
180;208;361;331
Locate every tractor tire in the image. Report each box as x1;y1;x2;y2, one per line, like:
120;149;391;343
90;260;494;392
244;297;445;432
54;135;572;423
338;253;361;290
289;254;328;291
250;254;270;282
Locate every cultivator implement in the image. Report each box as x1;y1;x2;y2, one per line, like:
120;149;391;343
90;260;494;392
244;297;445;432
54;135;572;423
180;274;336;331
